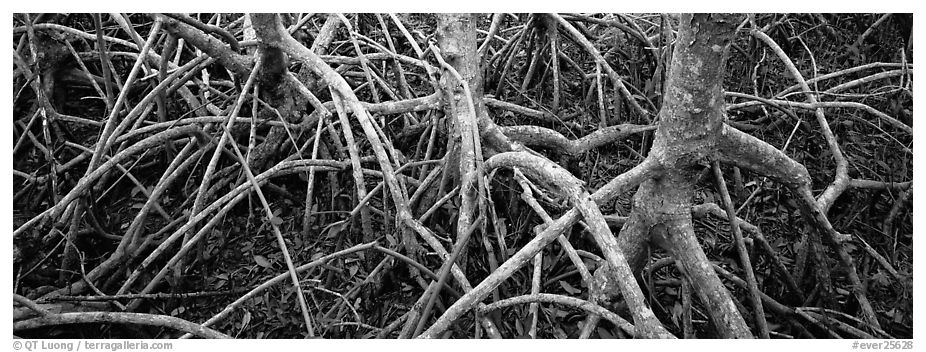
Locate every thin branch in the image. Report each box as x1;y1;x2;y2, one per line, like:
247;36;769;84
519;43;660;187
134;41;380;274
15;312;230;339
712;161;769;338
479;293;635;337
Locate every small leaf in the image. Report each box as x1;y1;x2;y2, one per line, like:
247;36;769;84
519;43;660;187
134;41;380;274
269;216;284;227
240;311;252;331
254;255;271;268
323;220;348;239
559;280;581;294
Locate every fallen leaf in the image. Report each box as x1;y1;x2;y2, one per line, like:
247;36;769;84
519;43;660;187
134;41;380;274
254;255;271;268
559;280;581;294
240;311;252;332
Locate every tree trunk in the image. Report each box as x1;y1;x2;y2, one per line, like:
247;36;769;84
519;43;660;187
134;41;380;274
614;13;754;338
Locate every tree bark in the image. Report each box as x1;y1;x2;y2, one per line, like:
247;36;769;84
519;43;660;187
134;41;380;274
611;13;754;338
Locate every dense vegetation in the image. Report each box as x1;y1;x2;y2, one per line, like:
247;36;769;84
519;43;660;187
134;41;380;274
13;13;912;339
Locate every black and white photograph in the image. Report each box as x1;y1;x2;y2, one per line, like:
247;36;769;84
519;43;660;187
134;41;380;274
9;9;916;345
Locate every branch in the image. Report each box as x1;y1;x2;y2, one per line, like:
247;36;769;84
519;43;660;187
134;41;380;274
419;154;666;338
692;203;804;299
717;124;881;330
15;312;230;339
479;293;635;337
250;13;420;253
160;14;252;76
711;161;769;338
549;13;651;120
773;62;912;98
752;28;849;213
501;124;655;156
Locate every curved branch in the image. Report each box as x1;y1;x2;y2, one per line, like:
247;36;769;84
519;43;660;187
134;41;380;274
160;14;252;76
752;29;849;213
501;124;655;156
717;124;881;330
479;293;635;337
162;13;240;51
774;62;912;98
824;69;911;94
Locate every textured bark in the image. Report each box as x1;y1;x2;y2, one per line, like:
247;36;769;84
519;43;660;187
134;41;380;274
486;153;672;337
15;311;231;339
436;13;482;244
605;13;754;338
160;15;251;76
247;44;310;171
501;124;655;156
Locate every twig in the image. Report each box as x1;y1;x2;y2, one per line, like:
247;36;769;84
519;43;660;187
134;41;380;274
854;235;902;283
883;186;912;255
854;14;893;48
41;289;252;303
711;161;769;338
528;249;543;338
